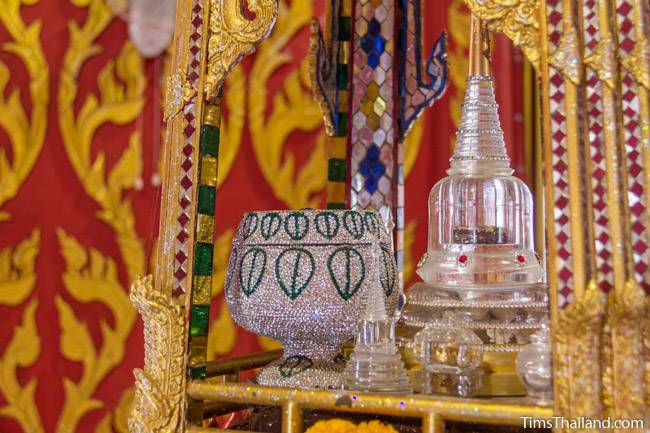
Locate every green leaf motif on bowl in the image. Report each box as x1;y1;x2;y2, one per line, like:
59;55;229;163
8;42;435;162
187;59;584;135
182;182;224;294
328;246;365;301
284;212;309;241
364;212;380;234
239;247;267;297
242;213;259;240
275;248;315;300
315;212;340;239
279;355;313;378
343;211;365;239
260;212;282;240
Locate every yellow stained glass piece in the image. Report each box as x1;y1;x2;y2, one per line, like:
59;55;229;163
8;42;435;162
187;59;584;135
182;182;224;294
193;275;213;305
196;214;215;243
200;155;218;186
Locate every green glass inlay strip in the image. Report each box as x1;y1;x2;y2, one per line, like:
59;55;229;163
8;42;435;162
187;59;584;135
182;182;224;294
337;64;349;90
197;185;216;216
336;112;348;136
190;305;210;337
194;242;214;276
339;17;351;41
189;366;207;380
327;203;346;210
328;159;347;182
200;125;219;157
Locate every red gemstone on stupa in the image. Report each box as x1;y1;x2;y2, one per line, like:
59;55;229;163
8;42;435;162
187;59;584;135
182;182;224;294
517;254;526;264
458;255;469;264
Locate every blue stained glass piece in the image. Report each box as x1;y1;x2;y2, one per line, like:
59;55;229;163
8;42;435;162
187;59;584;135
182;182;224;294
359;159;371;177
368;18;381;37
361;34;374;54
371;160;386;179
367;145;380;161
365;176;378;193
368;53;380;68
374;37;386;55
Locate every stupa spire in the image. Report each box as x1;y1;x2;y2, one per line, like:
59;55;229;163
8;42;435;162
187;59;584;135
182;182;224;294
448;14;513;176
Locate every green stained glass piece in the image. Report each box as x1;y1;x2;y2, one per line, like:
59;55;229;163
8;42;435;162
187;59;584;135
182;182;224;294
194;242;214;276
337;64;349;90
198;185;216;216
328;159;347;182
190;305;210;337
339;17;351;41
327;203;346;210
189;366;207;380
201;125;219;156
336;113;348;136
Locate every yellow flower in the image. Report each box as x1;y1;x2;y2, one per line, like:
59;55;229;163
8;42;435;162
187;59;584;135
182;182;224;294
356;420;400;433
305;419;399;433
305;419;357;433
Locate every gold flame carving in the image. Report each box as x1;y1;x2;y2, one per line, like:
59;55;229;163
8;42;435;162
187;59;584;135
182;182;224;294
464;0;540;72
206;0;279;99
129;275;187;433
554;281;606;422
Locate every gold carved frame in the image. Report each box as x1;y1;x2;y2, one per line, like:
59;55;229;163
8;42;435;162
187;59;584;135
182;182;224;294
128;1;650;432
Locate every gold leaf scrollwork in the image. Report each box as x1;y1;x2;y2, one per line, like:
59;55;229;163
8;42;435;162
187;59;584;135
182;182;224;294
0;230;41;433
464;0;540;72
249;0;327;209
55;3;147;431
0;229;40;307
129;275;187;433
55;229;138;433
206;0;279;100
60;31;146;281
555;281;606;422
0;0;49;220
0;300;43;433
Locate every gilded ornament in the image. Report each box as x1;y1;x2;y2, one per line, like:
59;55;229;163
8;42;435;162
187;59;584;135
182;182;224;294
164;71;196;121
129;275;188;433
554;281;605;421
602;280;648;422
464;0;541;72
550;28;581;85
205;0;279;100
309;19;336;136
584;36;618;89
621;38;650;89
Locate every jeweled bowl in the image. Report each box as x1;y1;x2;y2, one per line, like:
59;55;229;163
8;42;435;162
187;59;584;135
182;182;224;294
225;209;399;389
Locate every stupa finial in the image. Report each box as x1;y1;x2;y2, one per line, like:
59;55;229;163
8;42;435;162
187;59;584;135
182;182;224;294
469;14;492;78
448;14;513;176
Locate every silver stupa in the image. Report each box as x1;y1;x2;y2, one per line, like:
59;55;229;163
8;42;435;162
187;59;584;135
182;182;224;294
399;16;549;380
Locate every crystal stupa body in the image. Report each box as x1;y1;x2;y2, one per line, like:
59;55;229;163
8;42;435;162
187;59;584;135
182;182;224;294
416;79;544;291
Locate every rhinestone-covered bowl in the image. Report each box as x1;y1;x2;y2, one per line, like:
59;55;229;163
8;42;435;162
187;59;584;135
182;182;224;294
225;209;399;389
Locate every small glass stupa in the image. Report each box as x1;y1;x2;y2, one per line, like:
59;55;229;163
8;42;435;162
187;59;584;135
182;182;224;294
343;240;411;393
399;16;549;388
